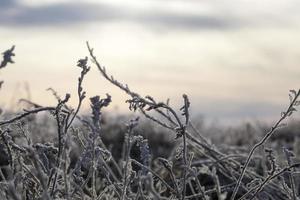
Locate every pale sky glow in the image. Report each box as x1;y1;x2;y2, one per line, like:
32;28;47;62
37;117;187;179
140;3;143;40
1;0;300;124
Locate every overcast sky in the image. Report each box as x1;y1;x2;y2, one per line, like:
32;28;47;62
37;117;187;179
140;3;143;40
1;0;300;124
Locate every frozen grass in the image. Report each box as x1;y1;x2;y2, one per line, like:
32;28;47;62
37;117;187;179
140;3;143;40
0;44;299;200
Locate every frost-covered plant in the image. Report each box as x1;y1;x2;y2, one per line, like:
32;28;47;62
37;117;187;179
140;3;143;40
87;42;300;200
0;44;299;200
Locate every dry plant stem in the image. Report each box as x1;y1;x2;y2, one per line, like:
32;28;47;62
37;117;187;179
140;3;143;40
181;94;190;200
70;168;92;198
186;134;237;179
98;139;123;179
188;121;285;196
52;63;87;197
0;107;55;126
169;168;181;198
87;42;257;199
55;104;64;166
92;138;97;200
155;108;177;126
87;42;190;198
187;168;207;200
239;163;300;200
87;42;182;129
84;127;123;186
192;154;252;166
140;109;174;130
52;95;71;197
65;63;89;131
185;183;236;199
231;90;300;200
181;132;188;199
131;159;176;194
98;155;121;188
159;158;181;198
65;94;82;131
28;148;51;200
87;42;139;98
284;149;297;200
289;172;297;200
22;163;40;185
0;130;12;167
189;130;236;179
190;140;246;192
188;181;196;196
50;107;66;197
96;189;106;200
61;65;89;195
90;141;121;194
212;167;222;199
0;45;15;69
144;109;237;182
142;106;236;175
0;167;6;181
63;146;70;199
137;176;146;200
79;115;123;180
121;124;134;200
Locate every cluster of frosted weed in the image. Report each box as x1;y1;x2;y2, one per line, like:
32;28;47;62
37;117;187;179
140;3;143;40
0;44;299;200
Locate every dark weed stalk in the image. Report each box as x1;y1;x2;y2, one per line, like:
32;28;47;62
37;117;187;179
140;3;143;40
136;172;146;200
0;107;55;126
0;45;15;69
187;167;207;200
50;93;71;197
27;147;51;200
0;45;15;91
131;159;176;194
158;157;181;198
0;129;13;168
179;94;190;199
121;118;139;200
55;93;70;165
65;57;90;131
89;95;112;199
283;147;297;200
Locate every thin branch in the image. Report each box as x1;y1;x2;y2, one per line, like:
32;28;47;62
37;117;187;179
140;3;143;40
239;163;300;200
0;107;55;126
231;89;300;200
131;159;176;194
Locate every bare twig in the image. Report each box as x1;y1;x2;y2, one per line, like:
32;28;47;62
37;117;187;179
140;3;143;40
231;89;300;200
0;107;55;126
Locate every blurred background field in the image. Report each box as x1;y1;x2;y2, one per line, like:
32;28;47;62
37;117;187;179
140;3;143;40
1;0;300;124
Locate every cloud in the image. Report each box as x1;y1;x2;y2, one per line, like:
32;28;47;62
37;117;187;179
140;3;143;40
0;3;121;26
0;1;241;30
0;1;298;31
0;0;17;7
137;13;237;30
